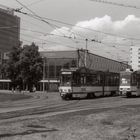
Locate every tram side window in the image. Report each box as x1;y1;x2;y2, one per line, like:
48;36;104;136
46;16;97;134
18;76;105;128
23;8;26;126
105;75;109;86
114;75;119;86
137;74;140;88
110;75;115;86
86;74;93;85
92;74;98;86
97;74;103;86
131;74;137;86
105;75;112;86
86;73;100;86
80;75;86;85
107;74;120;86
72;73;80;86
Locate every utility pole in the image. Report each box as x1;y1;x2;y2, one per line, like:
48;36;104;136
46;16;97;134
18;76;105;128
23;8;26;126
43;57;45;92
85;38;88;67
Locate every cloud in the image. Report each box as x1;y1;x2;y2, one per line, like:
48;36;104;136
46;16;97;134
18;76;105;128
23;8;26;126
73;15;113;32
38;15;140;61
113;15;140;36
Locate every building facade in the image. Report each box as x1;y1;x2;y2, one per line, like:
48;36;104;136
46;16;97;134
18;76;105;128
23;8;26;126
0;5;20;89
0;5;20;53
38;49;130;91
130;45;140;71
0;49;130;91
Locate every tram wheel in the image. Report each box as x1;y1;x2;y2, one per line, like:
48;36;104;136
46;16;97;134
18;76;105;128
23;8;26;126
111;91;116;96
87;93;95;99
126;92;131;98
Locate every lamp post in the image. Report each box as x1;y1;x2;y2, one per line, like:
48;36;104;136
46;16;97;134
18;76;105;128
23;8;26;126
42;57;45;92
84;38;88;67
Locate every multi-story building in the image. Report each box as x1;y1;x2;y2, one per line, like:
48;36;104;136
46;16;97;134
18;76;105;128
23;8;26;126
0;4;20;59
0;5;20;89
130;45;140;71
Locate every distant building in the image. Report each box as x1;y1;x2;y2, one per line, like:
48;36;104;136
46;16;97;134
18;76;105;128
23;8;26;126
38;49;131;91
0;4;20;60
130;45;140;71
0;49;131;91
0;5;20;89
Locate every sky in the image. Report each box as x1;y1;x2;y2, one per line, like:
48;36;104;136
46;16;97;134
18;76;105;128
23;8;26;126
0;0;140;62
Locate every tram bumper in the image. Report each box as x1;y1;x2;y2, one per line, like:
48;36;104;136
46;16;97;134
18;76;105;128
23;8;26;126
119;88;131;96
60;92;72;99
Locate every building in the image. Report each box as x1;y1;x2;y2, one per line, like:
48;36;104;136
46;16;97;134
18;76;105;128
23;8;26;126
0;4;20;57
0;49;130;91
130;45;140;71
38;49;130;91
0;5;20;89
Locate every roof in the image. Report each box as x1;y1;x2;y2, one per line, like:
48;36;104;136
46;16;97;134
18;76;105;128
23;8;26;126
40;50;78;59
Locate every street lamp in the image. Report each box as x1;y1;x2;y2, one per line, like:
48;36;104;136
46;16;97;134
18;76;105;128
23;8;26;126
84;38;88;67
42;57;45;92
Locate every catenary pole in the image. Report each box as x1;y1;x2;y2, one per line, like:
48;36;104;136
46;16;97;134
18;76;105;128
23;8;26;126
85;38;88;67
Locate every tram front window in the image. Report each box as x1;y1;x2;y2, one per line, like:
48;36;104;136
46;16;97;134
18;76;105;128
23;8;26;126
120;72;131;86
61;74;72;86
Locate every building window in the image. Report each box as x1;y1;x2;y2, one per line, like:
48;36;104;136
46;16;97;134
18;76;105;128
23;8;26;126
49;65;55;78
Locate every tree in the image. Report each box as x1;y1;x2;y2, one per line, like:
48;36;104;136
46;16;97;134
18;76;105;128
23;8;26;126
3;44;22;90
3;43;43;92
20;43;43;91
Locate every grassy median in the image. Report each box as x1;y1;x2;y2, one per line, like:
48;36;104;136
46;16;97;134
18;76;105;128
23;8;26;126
0;92;32;102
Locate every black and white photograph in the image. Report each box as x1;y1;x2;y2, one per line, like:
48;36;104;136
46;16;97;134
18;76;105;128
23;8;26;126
0;0;140;139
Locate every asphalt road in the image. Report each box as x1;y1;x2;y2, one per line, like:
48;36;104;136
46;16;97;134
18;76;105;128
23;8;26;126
1;93;140;139
0;92;140;121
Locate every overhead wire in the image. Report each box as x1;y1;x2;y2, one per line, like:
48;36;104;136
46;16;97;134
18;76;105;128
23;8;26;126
15;8;140;42
14;0;139;57
15;0;66;36
16;0;46;11
16;0;140;40
20;32;77;50
21;38;55;51
21;27;134;47
89;0;140;10
14;0;140;46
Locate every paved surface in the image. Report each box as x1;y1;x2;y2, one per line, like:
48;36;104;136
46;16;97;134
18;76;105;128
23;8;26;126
0;90;61;113
0;94;140;139
1;92;140;139
0;91;140;121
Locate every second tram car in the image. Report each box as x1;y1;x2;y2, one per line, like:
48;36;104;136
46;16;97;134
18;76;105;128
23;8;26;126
119;69;140;97
59;67;120;100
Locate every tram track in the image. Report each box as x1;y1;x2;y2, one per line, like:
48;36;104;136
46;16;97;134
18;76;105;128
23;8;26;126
0;97;123;120
0;97;124;121
1;96;140;122
0;99;81;120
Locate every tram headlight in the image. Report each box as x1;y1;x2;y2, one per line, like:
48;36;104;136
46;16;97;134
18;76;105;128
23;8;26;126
127;88;130;91
119;88;123;91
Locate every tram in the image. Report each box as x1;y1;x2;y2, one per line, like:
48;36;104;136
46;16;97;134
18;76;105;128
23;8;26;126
59;67;120;100
119;69;140;97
